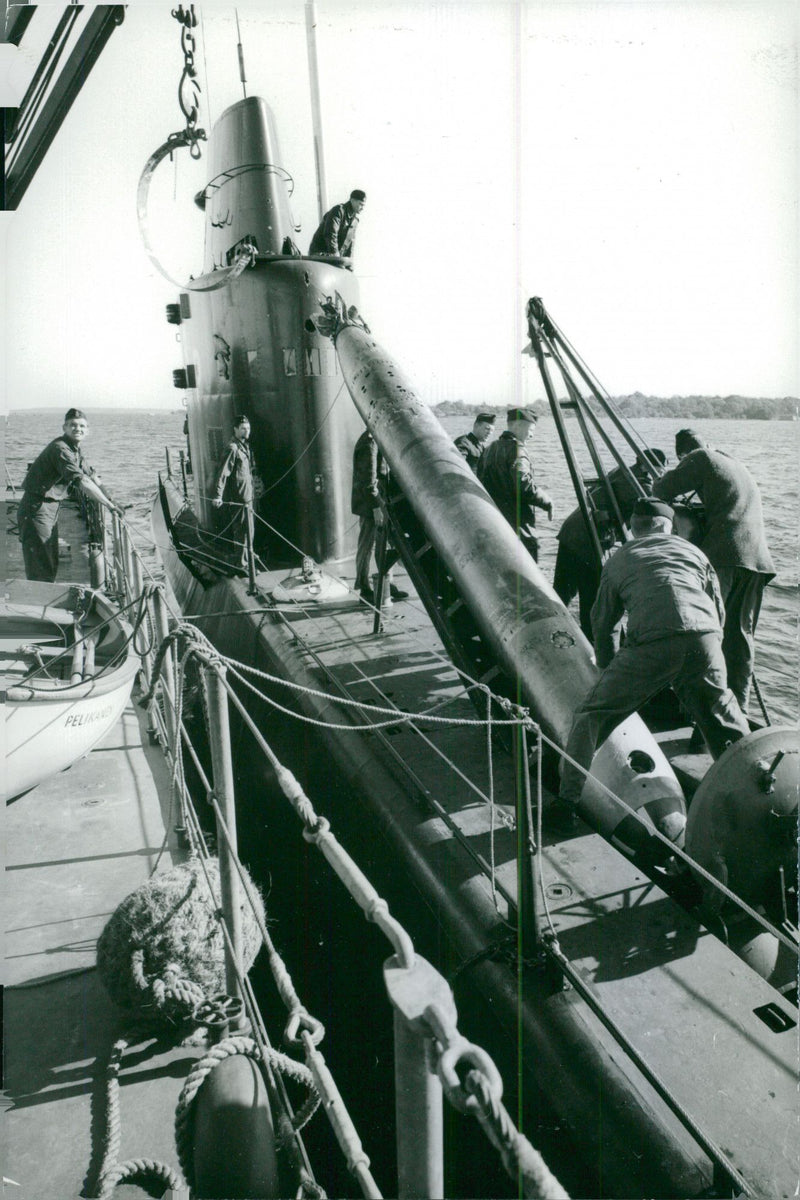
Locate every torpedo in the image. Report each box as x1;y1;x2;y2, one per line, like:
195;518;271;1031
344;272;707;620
316;296;688;857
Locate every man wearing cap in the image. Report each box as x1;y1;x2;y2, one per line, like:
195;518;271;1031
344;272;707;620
652;429;775;716
553;451;665;639
558;496;749;814
211;415;255;574
309;190;366;261
17;409;122;582
454;412;496;472
478;406;553;561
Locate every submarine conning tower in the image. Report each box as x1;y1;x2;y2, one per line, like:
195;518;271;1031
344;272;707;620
175;97;362;563
194;96;295;265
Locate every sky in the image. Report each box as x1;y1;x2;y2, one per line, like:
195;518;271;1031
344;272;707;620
2;0;798;413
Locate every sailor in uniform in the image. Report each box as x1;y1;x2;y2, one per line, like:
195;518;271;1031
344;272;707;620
478;405;553;561
558;496;750;814
211;415;255;574
309;190;366;262
652;428;775;716
17;408;121;582
553;451;665;639
454;412;496;472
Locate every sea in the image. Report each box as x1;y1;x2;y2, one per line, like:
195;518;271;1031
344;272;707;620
5;408;799;726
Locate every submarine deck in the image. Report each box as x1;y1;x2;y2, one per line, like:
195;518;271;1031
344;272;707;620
158;511;799;1199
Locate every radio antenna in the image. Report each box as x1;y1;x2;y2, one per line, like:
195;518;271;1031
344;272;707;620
235;9;247;99
305;0;328;219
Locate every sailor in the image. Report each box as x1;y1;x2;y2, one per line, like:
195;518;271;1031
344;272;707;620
652;429;775;716
454;412;496;472
309;189;366;261
558;496;749;815
351;429;408;606
211;415;255;574
478;405;553;561
17;408;122;582
553;451;665;639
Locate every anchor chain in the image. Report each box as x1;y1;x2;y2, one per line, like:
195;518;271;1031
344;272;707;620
171;4;206;158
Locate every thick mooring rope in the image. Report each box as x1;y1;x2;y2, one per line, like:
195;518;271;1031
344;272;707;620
94;1036;184;1200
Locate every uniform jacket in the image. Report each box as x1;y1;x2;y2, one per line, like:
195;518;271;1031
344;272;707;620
478;430;550;534
557;467;640;562
653;448;775;577
591;533;725;668
19;436;92;537
214;438;254;505
22;436;88;504
309;202;359;257
454;431;485;472
351;430;389;516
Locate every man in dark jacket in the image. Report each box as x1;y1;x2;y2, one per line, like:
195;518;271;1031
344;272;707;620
652;429;775;715
17;408;121;581
559;497;749;811
454;412;496;472
553;451;665;639
211;415;255;573
478;405;553;561
309;190;366;260
351;429;407;606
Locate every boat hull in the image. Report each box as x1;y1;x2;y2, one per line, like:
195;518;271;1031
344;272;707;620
2;581;139;800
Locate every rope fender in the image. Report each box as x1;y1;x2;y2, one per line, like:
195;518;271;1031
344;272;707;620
174;1036;321;1189
96;857;265;1026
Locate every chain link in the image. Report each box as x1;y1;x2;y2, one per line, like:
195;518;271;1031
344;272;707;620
171;5;206;158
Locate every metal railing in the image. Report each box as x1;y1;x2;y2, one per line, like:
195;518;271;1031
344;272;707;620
95;503;569;1199
95;499;798;1200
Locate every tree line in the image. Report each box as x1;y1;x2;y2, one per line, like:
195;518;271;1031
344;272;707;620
434;395;798;420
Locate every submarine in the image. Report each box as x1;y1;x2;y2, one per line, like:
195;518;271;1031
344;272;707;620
152;93;799;1198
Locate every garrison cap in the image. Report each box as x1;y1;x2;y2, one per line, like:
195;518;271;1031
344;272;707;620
642;447;666;466
64;408;87;422
507;405;539;424
350;189;366;201
632;496;674;521
233;414;250;425
475;411;497;424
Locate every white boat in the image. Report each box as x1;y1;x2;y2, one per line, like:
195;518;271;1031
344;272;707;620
2;578;140;801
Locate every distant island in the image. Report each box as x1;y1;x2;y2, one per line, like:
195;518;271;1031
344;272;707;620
434;395;798;420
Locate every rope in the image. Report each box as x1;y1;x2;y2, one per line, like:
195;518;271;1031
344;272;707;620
174;1036;320;1189
463;1070;569;1199
94;1036;184;1200
140;618;797;952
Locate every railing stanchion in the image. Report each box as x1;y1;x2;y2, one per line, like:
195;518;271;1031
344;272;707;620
111;511;126;599
384;956;447;1199
394;1015;443;1199
131;552;152;691
245;505;257;594
515;721;540;958
122;525;137;606
203;660;246;1027
179;449;189;499
151;585;187;839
